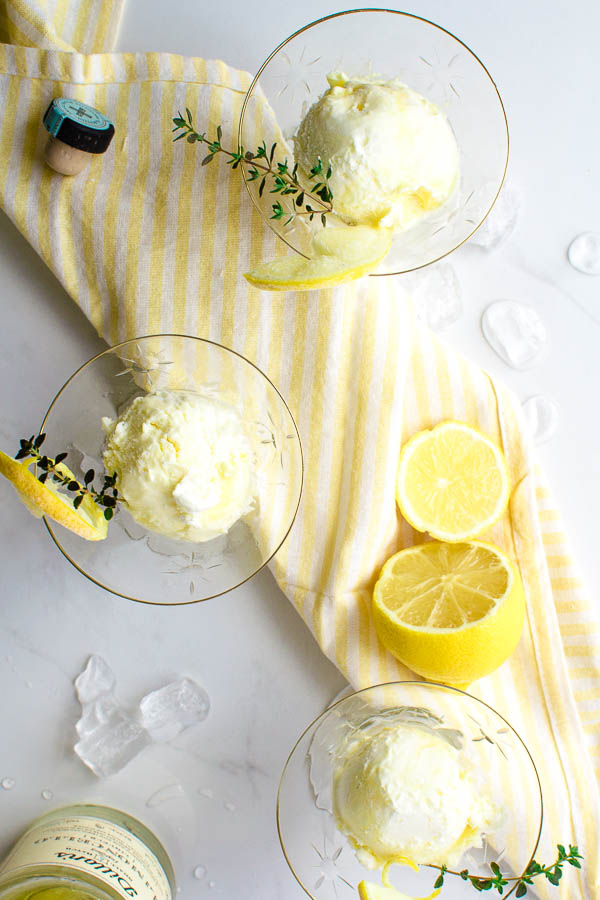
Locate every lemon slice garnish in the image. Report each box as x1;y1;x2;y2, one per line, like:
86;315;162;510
244;225;392;291
0;450;108;541
372;539;525;686
396;421;510;542
358;879;440;900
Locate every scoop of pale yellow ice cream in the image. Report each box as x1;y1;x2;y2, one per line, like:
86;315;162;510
103;390;255;542
333;724;500;868
294;73;459;231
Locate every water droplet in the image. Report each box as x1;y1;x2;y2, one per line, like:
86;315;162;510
208;881;215;889
567;232;600;275
145;784;184;808
193;866;206;880
1;778;15;790
224;801;236;812
481;300;547;369
41;789;54;801
522;395;559;444
176;826;183;834
198;787;213;799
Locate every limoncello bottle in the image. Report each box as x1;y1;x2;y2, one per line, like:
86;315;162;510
0;804;174;900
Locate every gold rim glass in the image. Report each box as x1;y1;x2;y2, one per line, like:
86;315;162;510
240;9;509;274
277;682;543;899
40;334;303;605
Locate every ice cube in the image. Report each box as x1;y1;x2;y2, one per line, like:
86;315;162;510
481;300;547;369
567;232;600;275
74;656;150;777
74;709;151;778
139;677;210;742
470;186;519;250
406;263;463;331
76;694;121;738
75;655;116;703
522;395;559;444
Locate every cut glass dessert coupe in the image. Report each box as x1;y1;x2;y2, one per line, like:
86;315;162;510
39;334;303;605
278;682;543;899
239;9;509;275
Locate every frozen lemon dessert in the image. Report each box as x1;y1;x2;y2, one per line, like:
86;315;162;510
103;390;255;542
294;73;459;232
333;723;501;868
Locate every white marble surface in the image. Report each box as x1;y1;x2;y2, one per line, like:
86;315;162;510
0;1;598;898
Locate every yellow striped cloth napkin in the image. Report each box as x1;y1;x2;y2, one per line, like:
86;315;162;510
1;2;599;895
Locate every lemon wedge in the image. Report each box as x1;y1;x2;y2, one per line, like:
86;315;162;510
359;880;440;900
244;225;392;291
372;540;525;686
396;421;510;542
0;450;108;541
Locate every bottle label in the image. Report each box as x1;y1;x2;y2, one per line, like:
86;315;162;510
0;815;171;900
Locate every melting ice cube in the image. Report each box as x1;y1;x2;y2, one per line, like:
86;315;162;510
522;395;559;444
139;677;210;743
481;300;547;369
75;655;116;703
567;233;600;275
74;655;147;777
145;783;185;808
76;694;121;738
406;263;463;331
73;659;210;777
470;186;519;250
74;710;151;778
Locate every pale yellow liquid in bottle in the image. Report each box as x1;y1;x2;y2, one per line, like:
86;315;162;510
0;805;174;900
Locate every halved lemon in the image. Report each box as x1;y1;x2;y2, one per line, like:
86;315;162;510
359;880;440;900
244;225;392;291
372;540;525;686
396;422;510;542
0;450;108;541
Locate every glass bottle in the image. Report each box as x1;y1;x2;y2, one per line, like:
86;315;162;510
0;804;175;900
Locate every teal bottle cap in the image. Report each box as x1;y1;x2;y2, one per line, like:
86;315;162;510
43;98;115;154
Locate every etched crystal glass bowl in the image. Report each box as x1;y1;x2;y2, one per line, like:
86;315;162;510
40;334;303;605
278;682;542;899
239;9;509;274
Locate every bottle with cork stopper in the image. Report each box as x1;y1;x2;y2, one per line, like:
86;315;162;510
43;98;115;175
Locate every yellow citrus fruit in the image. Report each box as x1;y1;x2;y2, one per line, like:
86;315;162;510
0;450;108;541
244;225;392;291
359;880;440;900
396;421;510;542
372;540;525;686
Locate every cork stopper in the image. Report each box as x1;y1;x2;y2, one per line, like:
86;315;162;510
42;98;115;175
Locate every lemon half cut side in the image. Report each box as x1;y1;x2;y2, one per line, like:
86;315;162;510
372;540;525;687
244;225;392;291
396;421;510;542
0;450;108;541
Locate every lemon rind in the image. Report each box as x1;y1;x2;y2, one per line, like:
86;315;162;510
244;226;392;292
0;450;107;541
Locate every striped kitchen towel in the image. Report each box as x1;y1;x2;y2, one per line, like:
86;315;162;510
0;2;598;895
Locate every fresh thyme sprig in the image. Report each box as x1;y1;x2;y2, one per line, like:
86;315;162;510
15;434;124;521
172;109;334;227
431;844;582;895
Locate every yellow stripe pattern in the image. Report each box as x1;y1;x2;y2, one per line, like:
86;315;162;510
0;3;598;894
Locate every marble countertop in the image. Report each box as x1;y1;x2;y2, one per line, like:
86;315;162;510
0;1;598;898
